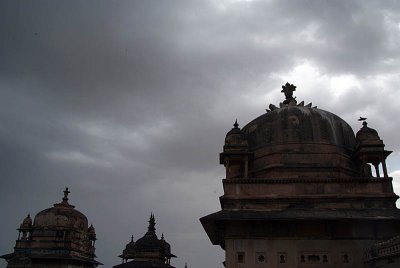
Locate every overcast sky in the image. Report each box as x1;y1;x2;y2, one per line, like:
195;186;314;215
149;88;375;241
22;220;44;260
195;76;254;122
1;1;400;267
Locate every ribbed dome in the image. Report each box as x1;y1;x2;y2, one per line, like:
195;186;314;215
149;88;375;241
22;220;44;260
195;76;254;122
239;104;358;179
221;84;359;179
242;105;356;151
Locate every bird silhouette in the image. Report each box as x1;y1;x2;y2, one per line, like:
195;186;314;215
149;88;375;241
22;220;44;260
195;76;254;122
358;117;367;121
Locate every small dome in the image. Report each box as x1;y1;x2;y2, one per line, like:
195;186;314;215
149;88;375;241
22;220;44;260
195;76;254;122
121;235;136;258
125;235;135;250
88;224;96;240
88;224;96;233
20;214;32;228
356;121;381;143
224;120;248;151
160;234;171;255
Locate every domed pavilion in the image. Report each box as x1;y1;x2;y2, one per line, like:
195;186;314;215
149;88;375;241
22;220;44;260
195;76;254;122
201;83;400;268
1;188;101;268
113;214;176;268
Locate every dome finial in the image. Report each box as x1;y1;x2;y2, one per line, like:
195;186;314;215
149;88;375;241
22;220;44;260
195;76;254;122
54;187;74;208
131;235;134;242
233;119;239;128
62;187;70;204
281;82;297;104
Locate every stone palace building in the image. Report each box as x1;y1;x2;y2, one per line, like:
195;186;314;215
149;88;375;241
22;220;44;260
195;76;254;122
201;83;400;268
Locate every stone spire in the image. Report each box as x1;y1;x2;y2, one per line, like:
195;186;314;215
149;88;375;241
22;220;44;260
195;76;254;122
147;213;156;234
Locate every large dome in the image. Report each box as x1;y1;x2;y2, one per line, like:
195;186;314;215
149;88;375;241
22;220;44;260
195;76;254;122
34;205;88;230
242;105;355;151
33;189;88;230
30;188;96;259
221;83;359;179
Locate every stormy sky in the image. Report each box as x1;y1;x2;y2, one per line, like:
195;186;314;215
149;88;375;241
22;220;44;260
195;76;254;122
1;0;400;267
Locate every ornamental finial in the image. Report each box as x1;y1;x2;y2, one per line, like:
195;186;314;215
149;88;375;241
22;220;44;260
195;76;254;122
281;82;297;104
233;119;239;129
62;187;70;204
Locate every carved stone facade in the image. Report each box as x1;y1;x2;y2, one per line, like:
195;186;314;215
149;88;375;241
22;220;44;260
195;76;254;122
1;188;101;268
201;83;400;268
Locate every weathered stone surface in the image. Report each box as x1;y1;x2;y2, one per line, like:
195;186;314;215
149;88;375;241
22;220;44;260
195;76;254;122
201;84;400;268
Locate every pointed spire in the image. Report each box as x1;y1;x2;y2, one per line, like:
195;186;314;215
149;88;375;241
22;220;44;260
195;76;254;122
147;213;156;234
184;262;188;268
131;235;134;242
233;119;239;129
161;233;165;240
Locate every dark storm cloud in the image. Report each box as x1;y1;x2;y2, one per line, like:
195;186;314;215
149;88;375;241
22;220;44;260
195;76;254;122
2;1;400;267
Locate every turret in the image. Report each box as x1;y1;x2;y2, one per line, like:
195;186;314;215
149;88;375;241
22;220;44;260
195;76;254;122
220;120;252;179
354;120;392;177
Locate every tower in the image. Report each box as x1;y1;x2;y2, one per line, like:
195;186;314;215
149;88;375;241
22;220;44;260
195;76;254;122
201;83;400;268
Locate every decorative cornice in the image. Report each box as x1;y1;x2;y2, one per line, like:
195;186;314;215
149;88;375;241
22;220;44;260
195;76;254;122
223;177;393;184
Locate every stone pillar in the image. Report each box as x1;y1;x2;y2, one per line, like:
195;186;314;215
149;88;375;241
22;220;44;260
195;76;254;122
244;159;248;178
225;160;230;179
382;161;388;178
374;164;380;178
